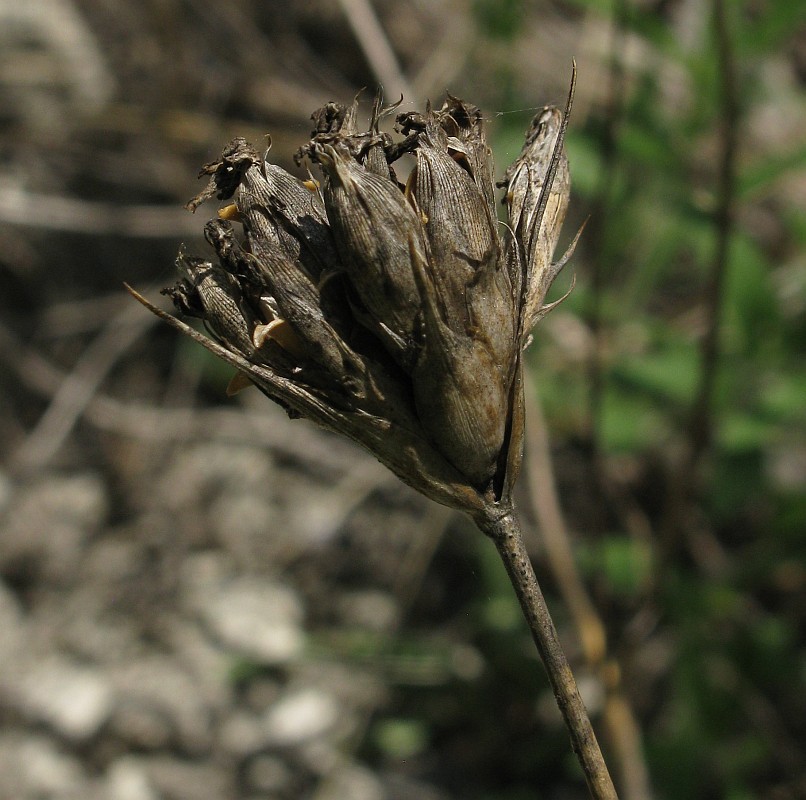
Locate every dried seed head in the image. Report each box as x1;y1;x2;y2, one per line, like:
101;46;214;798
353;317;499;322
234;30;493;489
134;76;576;519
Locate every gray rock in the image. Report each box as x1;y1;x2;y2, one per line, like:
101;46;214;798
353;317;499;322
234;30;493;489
57;601;140;666
263;688;339;746
298;738;340;777
337;590;400;632
211;491;277;566
139;755;234;800
163;611;234;708
14;656;113;741
0;473;107;582
313;763;384;800
108;700;173;751
159;443;277;510
104;757;159;800
242;677;281;713
196;576;305;665
0;578;25;668
382;773;450;800
108;657;215;754
218;710;267;758
245;754;293;794
0;733;87;798
0;470;11;512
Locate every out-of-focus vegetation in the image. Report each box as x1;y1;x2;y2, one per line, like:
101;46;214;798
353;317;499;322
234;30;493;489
0;1;803;799
366;1;806;797
462;1;803;798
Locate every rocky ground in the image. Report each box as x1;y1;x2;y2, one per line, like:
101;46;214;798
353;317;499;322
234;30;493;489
0;399;474;799
0;3;570;794
3;2;804;799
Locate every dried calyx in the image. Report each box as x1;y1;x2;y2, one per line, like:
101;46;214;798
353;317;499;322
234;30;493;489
133;80;576;523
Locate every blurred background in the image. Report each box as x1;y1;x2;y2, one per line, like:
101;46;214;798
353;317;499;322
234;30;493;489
0;1;804;798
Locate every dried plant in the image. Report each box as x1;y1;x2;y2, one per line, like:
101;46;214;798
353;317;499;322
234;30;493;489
130;66;617;799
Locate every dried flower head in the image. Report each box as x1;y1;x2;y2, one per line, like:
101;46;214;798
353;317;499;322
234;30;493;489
130;76;577;524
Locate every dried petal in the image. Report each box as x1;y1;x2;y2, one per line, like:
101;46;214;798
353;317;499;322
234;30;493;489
185;137;258;212
301;94;397;182
361;92;399;181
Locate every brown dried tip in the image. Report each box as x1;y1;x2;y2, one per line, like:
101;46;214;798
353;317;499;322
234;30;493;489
133;77;576;521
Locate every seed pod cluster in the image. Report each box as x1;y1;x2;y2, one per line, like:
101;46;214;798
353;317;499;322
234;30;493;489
134;82;575;518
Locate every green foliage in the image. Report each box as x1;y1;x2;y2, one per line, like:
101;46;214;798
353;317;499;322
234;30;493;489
487;1;805;797
576;535;653;596
471;0;524;40
343;3;804;797
372;718;429;759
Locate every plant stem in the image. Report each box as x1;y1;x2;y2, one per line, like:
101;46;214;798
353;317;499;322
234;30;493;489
478;508;619;800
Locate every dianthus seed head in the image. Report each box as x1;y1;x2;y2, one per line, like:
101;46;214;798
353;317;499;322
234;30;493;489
133;77;576;520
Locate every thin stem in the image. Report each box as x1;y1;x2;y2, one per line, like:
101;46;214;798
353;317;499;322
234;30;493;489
478;509;619;800
586;0;628;469
523;372;652;799
688;0;738;463
336;0;413;100
660;0;738;552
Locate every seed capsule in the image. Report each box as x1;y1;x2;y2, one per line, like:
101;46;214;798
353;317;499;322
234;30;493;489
409;114;515;367
165;251;255;358
409;241;509;486
316;142;427;370
500;106;571;331
237;153;341;285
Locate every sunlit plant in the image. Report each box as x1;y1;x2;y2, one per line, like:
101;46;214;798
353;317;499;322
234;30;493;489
130;67;617;799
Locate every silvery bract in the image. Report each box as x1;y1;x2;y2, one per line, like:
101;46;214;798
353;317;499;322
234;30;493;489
133;86;575;523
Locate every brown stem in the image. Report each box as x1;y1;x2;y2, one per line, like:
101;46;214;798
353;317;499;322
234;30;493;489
523;372;652;799
478;509;619;800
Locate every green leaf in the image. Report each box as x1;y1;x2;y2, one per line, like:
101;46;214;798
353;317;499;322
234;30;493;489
373;718;429;759
739;144;806;200
734;0;806;54
576;536;653;596
718;411;775;451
